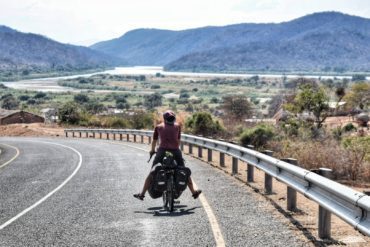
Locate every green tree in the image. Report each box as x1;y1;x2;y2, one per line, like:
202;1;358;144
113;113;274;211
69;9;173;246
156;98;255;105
286;84;329;129
344;83;370;110
239;124;275;149
1;94;19;110
342;136;370;180
221;95;252;122
74;94;90;104
58;102;82;124
144;93;162;109
185;112;224;137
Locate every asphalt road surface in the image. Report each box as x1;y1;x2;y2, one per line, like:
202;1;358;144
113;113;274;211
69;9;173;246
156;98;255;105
0;137;310;246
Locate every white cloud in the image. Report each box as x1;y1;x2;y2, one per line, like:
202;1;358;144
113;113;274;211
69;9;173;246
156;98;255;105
0;0;369;45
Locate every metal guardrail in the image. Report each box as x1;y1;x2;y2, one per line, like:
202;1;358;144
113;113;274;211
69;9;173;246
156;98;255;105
64;128;370;238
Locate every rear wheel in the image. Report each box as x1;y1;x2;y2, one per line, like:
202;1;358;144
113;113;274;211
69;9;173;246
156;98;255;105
168;176;175;212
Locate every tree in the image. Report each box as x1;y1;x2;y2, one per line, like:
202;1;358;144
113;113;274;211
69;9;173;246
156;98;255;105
1;94;19;110
334;86;346;114
144;93;162;109
58;102;81;124
287;84;329;129
344;83;370;110
221;95;252;122
342;136;370;180
185;112;224;137
34;92;47;99
73;94;89;104
239;124;275;149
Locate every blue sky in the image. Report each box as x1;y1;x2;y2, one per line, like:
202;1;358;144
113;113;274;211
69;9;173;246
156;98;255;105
0;0;369;46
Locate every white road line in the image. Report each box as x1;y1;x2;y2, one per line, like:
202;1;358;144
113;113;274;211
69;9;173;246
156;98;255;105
110;141;226;247
0;143;20;169
0;141;83;230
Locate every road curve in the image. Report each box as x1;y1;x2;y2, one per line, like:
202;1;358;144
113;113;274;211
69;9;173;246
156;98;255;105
0;137;309;246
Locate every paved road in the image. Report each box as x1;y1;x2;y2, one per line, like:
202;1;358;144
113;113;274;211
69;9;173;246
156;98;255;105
0;137;309;246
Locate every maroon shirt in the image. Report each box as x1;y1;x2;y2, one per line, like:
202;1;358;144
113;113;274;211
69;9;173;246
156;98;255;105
153;122;181;149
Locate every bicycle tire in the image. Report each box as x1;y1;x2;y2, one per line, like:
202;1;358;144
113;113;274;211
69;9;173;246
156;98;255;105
168;175;175;212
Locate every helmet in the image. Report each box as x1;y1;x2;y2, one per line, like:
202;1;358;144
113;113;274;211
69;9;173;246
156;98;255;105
163;110;176;125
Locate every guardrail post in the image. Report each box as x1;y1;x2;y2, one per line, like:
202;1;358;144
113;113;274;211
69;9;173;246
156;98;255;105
79;132;82;138
141;135;144;143
263;150;274;194
92;132;95;138
106;133;109;140
220;153;225;167
134;135;137;142
282;158;298;211
120;134;123;141
99;133;102;139
232;157;238;175
246;145;254;182
113;133;116;140
208;149;212;162
65;132;68;138
85;132;88;138
127;134;130;142
318;168;333;239
198;146;203;158
149;136;152;144
180;142;184;151
189;144;193;154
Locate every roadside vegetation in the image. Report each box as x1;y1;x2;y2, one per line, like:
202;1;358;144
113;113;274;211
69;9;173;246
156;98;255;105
1;74;369;183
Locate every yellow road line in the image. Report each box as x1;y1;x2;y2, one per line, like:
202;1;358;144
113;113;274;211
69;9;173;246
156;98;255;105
0;143;20;169
109;141;226;247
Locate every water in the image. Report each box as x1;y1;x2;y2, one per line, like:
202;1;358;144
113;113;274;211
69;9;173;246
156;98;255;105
1;66;363;92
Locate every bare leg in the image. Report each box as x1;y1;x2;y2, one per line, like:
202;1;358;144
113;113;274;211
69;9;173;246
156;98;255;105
140;174;152;196
187;176;196;194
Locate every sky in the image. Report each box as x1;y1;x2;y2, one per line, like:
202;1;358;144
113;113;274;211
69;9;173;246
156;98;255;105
0;0;370;46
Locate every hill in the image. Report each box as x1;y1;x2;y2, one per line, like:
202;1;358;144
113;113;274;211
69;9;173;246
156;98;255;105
0;26;125;73
91;12;370;73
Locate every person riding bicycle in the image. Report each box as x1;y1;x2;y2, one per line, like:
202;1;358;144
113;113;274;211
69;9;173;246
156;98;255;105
134;110;202;201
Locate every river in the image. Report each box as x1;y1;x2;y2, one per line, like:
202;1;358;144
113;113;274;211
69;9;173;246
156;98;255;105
1;66;362;92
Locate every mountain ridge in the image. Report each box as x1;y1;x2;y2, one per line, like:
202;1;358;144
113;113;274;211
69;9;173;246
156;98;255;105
0;26;126;73
91;11;370;72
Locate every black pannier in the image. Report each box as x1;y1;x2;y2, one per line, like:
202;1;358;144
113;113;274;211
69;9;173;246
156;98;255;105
175;167;191;192
148;165;167;199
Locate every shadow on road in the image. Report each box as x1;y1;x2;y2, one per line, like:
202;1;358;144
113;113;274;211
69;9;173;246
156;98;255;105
134;205;201;217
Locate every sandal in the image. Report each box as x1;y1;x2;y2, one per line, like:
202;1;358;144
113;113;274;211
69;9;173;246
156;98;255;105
192;190;202;199
133;193;145;201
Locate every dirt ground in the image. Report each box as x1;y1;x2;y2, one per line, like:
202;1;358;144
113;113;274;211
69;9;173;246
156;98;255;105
0;123;64;137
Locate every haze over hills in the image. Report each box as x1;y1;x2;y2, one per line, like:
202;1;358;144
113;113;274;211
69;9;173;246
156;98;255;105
0;26;125;73
91;12;370;73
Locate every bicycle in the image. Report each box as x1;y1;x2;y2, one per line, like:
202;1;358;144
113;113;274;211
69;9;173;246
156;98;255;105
161;155;178;212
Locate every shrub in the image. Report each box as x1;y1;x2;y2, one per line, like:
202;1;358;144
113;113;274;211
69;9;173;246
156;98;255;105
343;123;356;132
185;112;225;137
34;92;47;99
74;94;89;103
239;124;275;149
331;126;343;140
58;102;82;124
101;117;130;128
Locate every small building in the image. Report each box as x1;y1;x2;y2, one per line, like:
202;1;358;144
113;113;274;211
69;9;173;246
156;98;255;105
0;109;44;125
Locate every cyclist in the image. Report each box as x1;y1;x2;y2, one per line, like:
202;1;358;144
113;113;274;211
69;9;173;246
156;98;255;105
134;110;202;201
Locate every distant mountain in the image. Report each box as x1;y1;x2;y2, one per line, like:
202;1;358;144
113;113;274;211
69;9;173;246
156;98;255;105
91;12;370;72
0;26;125;72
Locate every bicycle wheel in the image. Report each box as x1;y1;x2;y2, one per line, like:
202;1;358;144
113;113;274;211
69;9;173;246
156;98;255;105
168;176;175;212
163;191;168;209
